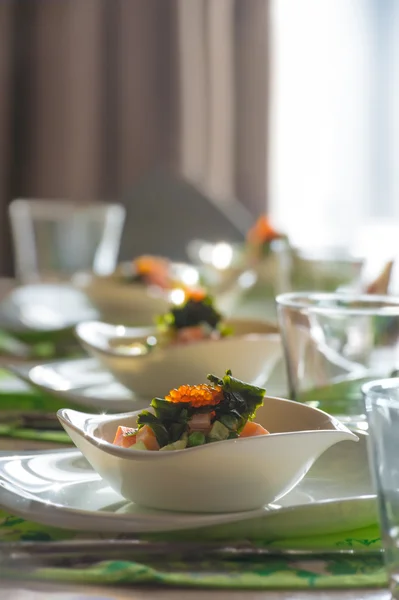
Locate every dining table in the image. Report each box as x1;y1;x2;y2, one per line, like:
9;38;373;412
0;278;390;600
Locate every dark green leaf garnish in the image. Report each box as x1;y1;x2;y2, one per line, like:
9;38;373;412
169;422;187;443
157;295;222;331
210;369;265;433
150;398;184;421
219;413;239;431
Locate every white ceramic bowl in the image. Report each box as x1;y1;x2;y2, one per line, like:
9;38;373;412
75;319;282;398
58;398;358;513
73;261;200;325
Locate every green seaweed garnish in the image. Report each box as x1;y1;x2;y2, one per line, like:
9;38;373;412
209;370;266;433
157;294;223;332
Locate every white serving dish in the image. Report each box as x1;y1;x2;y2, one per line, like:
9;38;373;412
58;397;357;513
75;319;282;398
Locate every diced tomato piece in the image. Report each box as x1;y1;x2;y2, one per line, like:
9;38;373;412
136;425;160;451
113;426;137;448
240;421;269;437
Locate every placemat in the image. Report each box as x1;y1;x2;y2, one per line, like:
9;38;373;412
0;511;386;590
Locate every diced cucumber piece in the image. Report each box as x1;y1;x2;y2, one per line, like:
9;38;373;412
187;432;206;447
132;441;148;451
207;420;230;442
159;439;187;451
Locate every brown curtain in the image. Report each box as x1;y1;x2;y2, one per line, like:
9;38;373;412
0;0;270;275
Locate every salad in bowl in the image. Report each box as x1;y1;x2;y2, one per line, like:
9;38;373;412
112;369;269;452
155;287;231;345
76;291;282;397
74;255;199;325
58;370;357;512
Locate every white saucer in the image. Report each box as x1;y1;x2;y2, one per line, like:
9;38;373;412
8;357;288;412
0;434;377;539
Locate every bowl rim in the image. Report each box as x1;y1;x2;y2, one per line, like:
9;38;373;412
57;397;357;460
276;292;399;315
74;260;199;283
75;320;282;359
291;245;365;263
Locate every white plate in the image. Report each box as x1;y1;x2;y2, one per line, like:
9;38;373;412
0;434;377;539
7;358;145;412
0;284;98;334
9;357;288;412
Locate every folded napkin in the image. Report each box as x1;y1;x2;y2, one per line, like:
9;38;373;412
0;510;386;590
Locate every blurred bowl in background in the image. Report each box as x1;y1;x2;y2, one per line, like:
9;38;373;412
287;246;365;293
187;238;290;323
75;319;282;398
74;261;200;326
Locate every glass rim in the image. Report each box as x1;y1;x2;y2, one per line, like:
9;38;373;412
362;377;399;397
362;378;399;411
275;292;399;316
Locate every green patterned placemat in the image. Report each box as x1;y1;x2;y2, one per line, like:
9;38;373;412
0;511;387;589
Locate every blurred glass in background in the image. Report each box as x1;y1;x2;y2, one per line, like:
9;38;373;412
9;199;125;282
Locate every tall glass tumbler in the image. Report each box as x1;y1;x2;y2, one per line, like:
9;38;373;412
276;292;399;426
364;378;399;598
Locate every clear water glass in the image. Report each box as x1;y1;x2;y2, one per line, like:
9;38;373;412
364;378;399;598
276;292;399;427
9;199;126;283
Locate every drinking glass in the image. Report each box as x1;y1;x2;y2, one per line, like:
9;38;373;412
363;378;399;598
9;199;126;283
276;292;399;426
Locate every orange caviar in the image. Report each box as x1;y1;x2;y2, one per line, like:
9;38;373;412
165;383;223;408
247;215;280;244
183;287;207;303
134;255;168;275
